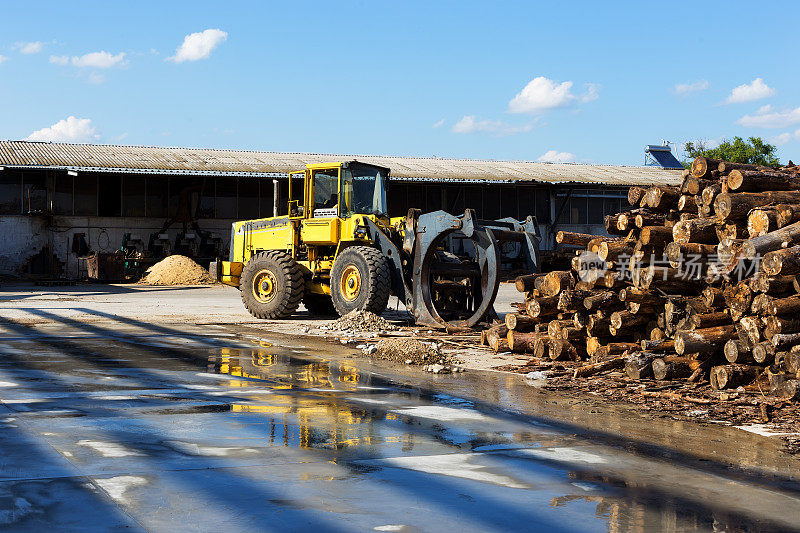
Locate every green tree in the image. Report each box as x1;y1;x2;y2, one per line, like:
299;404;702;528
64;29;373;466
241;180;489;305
682;136;780;168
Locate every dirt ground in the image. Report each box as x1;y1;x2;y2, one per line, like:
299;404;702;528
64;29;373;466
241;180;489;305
2;281;799;454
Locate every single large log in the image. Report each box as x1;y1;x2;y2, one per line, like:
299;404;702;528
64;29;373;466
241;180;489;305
640;338;675;351
716;221;748;242
672;218;717;244
752;341;777;365
573;355;627;378
533;335;550;358
738;316;762;346
727;169;800;192
751;275;796;294
710;365;761;390
701;183;722;209
765;316;800;338
486;325;510;352
597;241;633;262
665;242;716;269
505;313;537;332
583;291;618;311
506;330;540;353
625;351;659;379
548;339;581;361
783;380;800;400
547;319;573;339
674;325;737;355
628;186;647;206
633;211;667;228
750;293;774;315
747;207;781;237
785;347;800;374
618;287;664;306
718;161;765;174
677;195;698;213
724;339;756;364
556;231;596;247
527;296;558;318
742;220;800;259
587;315;611;336
762;246;800;276
689;312;732;329
776;203;800;228
645;186;681;211
682;176;713;196
540;271;574;297
692;156;722;178
639;226;673;246
715;191;800;221
514;274;542;293
610;310;651;330
653;358;694;380
772;332;800;350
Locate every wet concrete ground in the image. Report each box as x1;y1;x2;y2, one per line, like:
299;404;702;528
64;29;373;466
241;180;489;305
0;306;798;532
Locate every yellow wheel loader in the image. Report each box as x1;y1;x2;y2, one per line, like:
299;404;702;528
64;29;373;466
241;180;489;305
210;161;540;328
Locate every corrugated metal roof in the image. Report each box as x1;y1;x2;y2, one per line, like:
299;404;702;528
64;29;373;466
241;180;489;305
0;140;683;186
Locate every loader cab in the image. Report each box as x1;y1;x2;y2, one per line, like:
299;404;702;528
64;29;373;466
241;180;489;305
293;161;389;220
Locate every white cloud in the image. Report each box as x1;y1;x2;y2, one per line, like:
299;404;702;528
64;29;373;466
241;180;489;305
50;51;126;68
673;80;710;95
167;29;227;63
580;83;600;103
737;105;800;128
537;150;576;163
25;116;99;143
0;55;7;65
724;78;775;104
451;115;534;136
88;72;106;84
431;118;445;129
770;129;800;146
71;51;126;68
14;41;44;54
508;77;598;114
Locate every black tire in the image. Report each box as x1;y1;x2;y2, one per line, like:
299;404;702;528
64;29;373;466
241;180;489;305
240;251;304;319
330;246;391;316
303;292;336;316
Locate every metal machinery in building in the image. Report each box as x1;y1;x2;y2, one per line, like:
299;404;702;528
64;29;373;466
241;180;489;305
211;161;541;328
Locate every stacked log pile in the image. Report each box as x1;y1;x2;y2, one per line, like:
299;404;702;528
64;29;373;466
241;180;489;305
490;156;800;402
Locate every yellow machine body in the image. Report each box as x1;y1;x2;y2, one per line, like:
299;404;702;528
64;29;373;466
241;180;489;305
216;161;399;296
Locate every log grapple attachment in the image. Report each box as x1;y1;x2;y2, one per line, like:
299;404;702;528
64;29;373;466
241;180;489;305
365;209;540;329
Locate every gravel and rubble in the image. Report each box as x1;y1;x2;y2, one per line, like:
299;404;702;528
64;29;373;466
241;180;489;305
321;310;398;333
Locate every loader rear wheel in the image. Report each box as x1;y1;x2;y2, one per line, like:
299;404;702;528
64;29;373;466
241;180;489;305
240;251;304;319
331;246;391;316
303;292;336;316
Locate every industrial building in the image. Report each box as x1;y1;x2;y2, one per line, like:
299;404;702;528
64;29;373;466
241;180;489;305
0;140;682;279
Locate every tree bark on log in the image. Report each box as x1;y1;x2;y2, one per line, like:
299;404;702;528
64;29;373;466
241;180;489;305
573;355;627;378
715;191;800;221
776;203;800;228
639;226;673;246
710;364;761;390
628;186;647;206
692;156;722;178
556;231;596;246
752;275;796;294
527;296;559;318
625;351;659;379
505;313;537;332
748;207;781;237
672;218;718;244
742;220;800;259
653;358;694;380
674;325;737;355
753;341;776;365
727;169;800;192
640;338;675;351
762;246;800;276
724;339;757;363
540;271;574;297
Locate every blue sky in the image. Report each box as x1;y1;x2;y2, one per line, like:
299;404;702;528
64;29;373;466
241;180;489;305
1;1;799;165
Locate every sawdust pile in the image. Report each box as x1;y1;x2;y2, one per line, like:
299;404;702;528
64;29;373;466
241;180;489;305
374;338;448;365
325;310;397;333
139;255;214;285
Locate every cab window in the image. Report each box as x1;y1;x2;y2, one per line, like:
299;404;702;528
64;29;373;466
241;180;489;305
312;168;339;216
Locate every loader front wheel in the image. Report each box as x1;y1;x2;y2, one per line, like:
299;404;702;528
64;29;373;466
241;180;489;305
240;251;304;319
331;246;391;316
